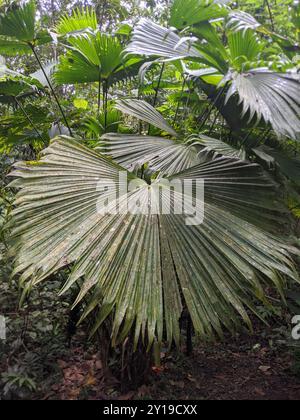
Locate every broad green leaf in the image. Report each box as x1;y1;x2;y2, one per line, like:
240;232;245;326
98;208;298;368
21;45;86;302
56;8;98;36
170;0;229;29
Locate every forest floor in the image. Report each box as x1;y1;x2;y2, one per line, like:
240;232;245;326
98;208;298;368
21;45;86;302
1;280;300;400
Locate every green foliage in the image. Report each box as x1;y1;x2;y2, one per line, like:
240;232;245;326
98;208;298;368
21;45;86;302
0;0;299;362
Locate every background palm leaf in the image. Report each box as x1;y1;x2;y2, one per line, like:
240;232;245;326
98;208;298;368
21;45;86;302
115;99;178;137
169;0;229;29
56;7;98;36
225;71;300;139
0;1;51;55
126;19;202;60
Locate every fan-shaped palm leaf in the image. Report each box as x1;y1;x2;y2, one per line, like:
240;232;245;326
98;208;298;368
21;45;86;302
170;0;229;30
0;1;51;55
55;32;140;86
100;133;201;175
126;19;202;60
56;7;98;36
228;30;263;67
115;99;178;137
226;11;300;57
9;137;299;348
225;71;300;139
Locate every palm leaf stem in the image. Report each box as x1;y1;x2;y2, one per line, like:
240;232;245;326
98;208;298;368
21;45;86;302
199;85;226;130
265;0;275;32
173;77;187;125
148;63;165;135
30;44;73;137
14;97;46;143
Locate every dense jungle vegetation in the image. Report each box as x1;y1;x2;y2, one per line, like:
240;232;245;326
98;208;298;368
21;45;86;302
0;0;300;401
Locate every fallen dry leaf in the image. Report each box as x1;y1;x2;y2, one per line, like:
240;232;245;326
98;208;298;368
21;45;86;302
259;366;271;374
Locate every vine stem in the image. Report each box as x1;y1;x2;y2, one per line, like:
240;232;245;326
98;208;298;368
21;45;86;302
30;44;73;137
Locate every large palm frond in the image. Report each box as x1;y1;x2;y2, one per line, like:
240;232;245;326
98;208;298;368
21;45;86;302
9;136;299;347
225;70;300;139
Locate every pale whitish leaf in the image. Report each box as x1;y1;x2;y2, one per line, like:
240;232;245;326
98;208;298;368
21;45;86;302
30;60;57;88
189;135;247;160
126;19;202;60
99;133;201;176
226;11;262;33
9;137;299;347
115;99;178;137
225;71;300;139
226;10;299;57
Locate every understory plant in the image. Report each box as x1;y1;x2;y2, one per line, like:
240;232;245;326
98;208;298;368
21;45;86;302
0;0;300;378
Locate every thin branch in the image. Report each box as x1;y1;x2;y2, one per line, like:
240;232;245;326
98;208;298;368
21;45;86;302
208;110;221;136
30;44;73;137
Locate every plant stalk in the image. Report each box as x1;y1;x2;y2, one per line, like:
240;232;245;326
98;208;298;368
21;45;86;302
15;97;46;143
265;0;275;32
148;63;165;135
174;77;186;125
30;44;73;137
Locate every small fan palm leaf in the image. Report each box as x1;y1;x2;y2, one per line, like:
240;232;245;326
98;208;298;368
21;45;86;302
56;8;98;36
226;11;300;57
115;99;178;137
170;0;229;30
126;19;202;60
0;1;51;55
55;32;140;86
